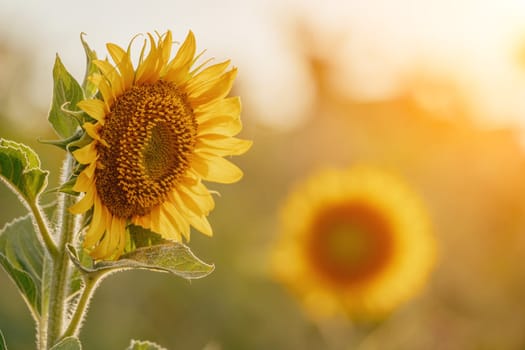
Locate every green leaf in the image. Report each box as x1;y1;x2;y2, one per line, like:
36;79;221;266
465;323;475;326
48;54;84;139
0;139;48;207
129;225;168;248
0;254;39;315
0;204;55;318
68;241;214;280
0;329;7;350
0;215;44;318
50;336;82;350
80;33;99;98
126;340;167;350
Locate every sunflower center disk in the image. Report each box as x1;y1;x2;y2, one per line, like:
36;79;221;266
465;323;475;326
95;80;197;218
308;203;394;286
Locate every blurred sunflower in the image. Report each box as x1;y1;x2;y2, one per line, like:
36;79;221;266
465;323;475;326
70;30;251;260
272;166;436;320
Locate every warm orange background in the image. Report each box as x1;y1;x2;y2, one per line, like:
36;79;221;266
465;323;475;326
2;1;525;349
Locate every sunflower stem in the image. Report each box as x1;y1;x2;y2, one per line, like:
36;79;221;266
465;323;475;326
43;153;78;349
60;272;105;341
29;201;58;258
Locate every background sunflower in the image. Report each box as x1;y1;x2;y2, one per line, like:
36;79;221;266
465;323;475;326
273;166;436;321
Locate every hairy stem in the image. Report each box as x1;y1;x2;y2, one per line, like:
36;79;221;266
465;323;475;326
43;154;78;349
30;199;57;349
29;201;58;258
61;272;105;340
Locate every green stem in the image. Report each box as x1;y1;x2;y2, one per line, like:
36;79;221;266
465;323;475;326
43;154;78;349
61;272;105;340
29;201;58;258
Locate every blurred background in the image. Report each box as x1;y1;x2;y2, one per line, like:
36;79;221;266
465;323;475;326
3;0;525;349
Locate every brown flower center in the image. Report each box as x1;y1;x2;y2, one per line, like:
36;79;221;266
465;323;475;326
307;202;394;287
95;80;197;218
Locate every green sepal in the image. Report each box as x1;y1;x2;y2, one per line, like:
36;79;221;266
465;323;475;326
49;336;82;350
48;54;84;139
66;129;95;153
126;340;166;350
0;329;7;350
38;128;84;151
67;239;214;280
45;177;79;196
0;139;48;208
80;33;99;98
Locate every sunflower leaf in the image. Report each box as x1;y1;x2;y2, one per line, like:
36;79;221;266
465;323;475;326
48;54;84;139
0;215;45;318
126;339;167;350
49;336;82;350
0;139;48;208
67;241;214;280
80;33;99;98
0;254;39;316
129;225;168;248
0;329;7;350
0;203;55;319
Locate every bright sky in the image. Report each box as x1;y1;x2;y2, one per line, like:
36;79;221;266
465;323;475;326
3;0;525;130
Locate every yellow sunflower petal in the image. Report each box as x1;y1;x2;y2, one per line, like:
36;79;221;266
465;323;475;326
162;200;191;240
158;212;183;241
109;216;127;258
179;182;215;213
89;73;114;105
72;162;96;192
83;195;107;248
164;30;196;83
72;142;97;164
198;116;242;137
106;43;134;89
157;203;183;241
185;177;210;194
149;205;162;234
186;60;231;91
89;213;113;260
136;33;160;83
69;187;95;214
187;215;213;237
83;122;109;147
196;137;252;156
195;96;241;119
132;215;150;229
114;221;128;259
178;185;215;215
94;59;124;97
174;186;209;216
83;122;101;141
159;30;173;73
82;160;97;178
89;237;109;260
77;99;107;124
188;68;237;105
192;153;244;184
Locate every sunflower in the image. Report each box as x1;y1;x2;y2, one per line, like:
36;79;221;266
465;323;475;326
272;166;436;320
69;30;251;260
